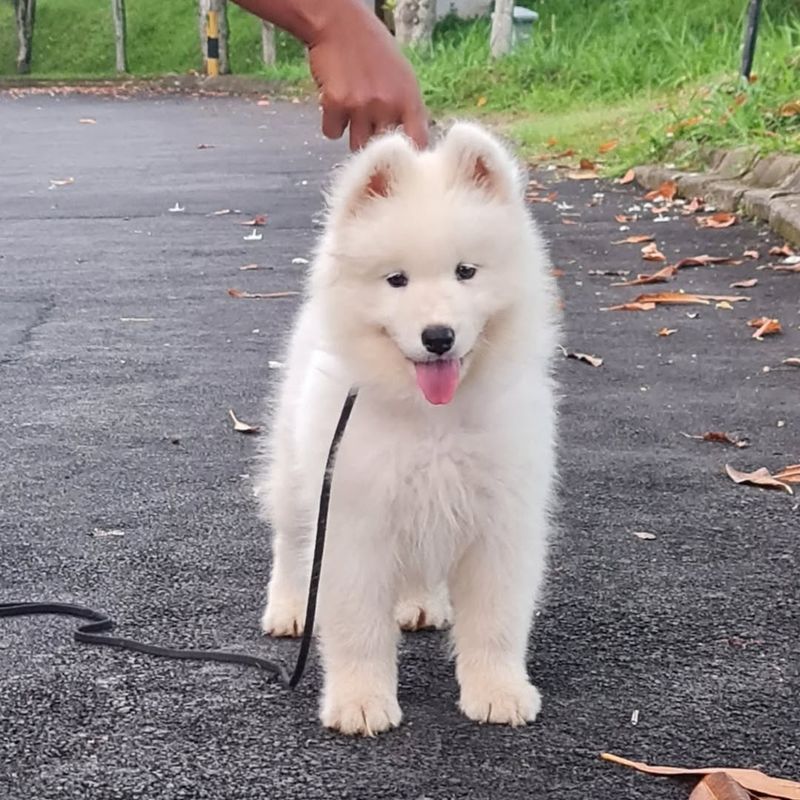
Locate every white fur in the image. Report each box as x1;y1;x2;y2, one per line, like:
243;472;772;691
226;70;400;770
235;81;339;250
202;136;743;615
254;122;559;736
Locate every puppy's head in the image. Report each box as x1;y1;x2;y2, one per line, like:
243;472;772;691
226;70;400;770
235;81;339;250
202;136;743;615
312;122;543;405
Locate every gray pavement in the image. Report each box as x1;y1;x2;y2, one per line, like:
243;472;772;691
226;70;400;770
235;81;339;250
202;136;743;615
0;94;798;800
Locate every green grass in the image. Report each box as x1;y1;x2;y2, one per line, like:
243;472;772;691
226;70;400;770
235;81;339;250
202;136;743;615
1;0;798;170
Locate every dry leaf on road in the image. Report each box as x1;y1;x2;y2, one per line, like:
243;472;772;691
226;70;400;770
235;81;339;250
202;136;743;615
579;158;596;171
743;249;759;259
730;278;758;288
784;357;800;367
617;168;636;185
558;346;603;367
228;409;260;435
697;212;738;229
674;255;738;269
79;118;97;125
644;180;677;201
658;327;677;336
605;301;658;311
615;214;637;223
683;196;705;213
613;265;677;287
748;317;781;340
241;215;267;226
641;242;666;262
632;292;748;306
600;752;800;799
769;244;795;258
49;177;75;187
227;288;299;299
689;773;750;800
682;431;749;448
613;234;654;244
632;531;657;540
725;464;794;494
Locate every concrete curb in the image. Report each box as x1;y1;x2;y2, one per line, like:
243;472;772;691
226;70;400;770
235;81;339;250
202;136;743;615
0;74;308;98
634;148;800;245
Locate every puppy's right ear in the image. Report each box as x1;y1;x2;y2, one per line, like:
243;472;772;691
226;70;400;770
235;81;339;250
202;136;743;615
328;133;416;218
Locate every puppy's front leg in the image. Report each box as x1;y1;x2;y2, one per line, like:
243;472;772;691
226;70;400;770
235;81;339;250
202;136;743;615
317;522;401;736
450;520;546;726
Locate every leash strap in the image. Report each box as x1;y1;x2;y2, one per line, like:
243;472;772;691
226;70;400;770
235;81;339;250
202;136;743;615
0;388;358;690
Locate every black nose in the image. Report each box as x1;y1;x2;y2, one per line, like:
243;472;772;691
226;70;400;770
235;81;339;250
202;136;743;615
421;325;455;355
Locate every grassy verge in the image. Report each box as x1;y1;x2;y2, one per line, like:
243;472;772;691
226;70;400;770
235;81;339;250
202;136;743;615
1;0;797;172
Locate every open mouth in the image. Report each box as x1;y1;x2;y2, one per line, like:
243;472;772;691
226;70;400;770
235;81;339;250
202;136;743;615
412;355;469;406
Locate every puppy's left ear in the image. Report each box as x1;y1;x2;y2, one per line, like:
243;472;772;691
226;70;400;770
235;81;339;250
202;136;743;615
439;122;522;203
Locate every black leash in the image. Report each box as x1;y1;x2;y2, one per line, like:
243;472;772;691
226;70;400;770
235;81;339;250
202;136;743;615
0;388;358;690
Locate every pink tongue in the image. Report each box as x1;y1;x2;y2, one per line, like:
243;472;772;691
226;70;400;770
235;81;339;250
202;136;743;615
414;360;460;405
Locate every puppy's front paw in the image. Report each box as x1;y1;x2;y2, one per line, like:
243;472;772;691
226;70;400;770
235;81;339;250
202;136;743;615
321;688;402;736
260;596;306;638
459;675;541;726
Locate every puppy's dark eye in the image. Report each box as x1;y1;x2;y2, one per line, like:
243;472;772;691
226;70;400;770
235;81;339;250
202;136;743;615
456;263;477;281
386;271;408;288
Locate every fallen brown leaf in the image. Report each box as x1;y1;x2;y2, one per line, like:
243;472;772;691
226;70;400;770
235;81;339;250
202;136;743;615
658;327;677;336
551;267;566;277
560;348;603;367
605;301;657;311
567;169;598;181
613;234;654;245
476;95;488;107
748;317;782;340
682;431;749;448
239;263;263;271
617;168;636;185
743;249;759;259
779;100;800;117
726;464;794;494
561;218;579;226
227;288;299;299
783;357;800;367
598;139;619;154
697;212;738;229
729;278;758;288
683;196;705;213
716;301;734;310
228;409;260;435
546;136;558;148
644;180;677;202
769;244;795;257
774;464;800;484
600;752;800;798
674;254;738;269
527;191;559;204
641;242;666;262
615;214;636;223
579;158;596;171
241;214;267;227
689;773;750;800
632;292;748;306
613;265;677;287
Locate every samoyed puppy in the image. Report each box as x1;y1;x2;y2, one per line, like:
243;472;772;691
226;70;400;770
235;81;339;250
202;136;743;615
255;122;558;736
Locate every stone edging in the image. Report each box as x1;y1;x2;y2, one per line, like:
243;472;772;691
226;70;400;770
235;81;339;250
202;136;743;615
634;148;800;245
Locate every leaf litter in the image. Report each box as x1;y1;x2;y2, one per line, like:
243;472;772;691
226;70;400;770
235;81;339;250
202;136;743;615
681;431;749;448
725;464;800;495
601;752;800;799
227;288;299;300
228;409;261;435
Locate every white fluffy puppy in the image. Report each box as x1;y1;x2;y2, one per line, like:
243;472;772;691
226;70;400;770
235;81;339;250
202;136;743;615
255;122;558;736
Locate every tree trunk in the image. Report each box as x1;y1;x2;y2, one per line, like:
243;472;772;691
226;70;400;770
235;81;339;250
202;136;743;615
261;20;275;66
14;0;36;74
198;0;230;75
394;0;436;48
490;0;514;58
111;0;127;73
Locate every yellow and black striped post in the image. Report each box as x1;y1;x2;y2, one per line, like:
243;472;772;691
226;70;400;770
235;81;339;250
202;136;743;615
206;10;220;77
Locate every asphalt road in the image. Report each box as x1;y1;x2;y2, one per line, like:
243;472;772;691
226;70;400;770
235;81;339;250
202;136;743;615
1;93;798;800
